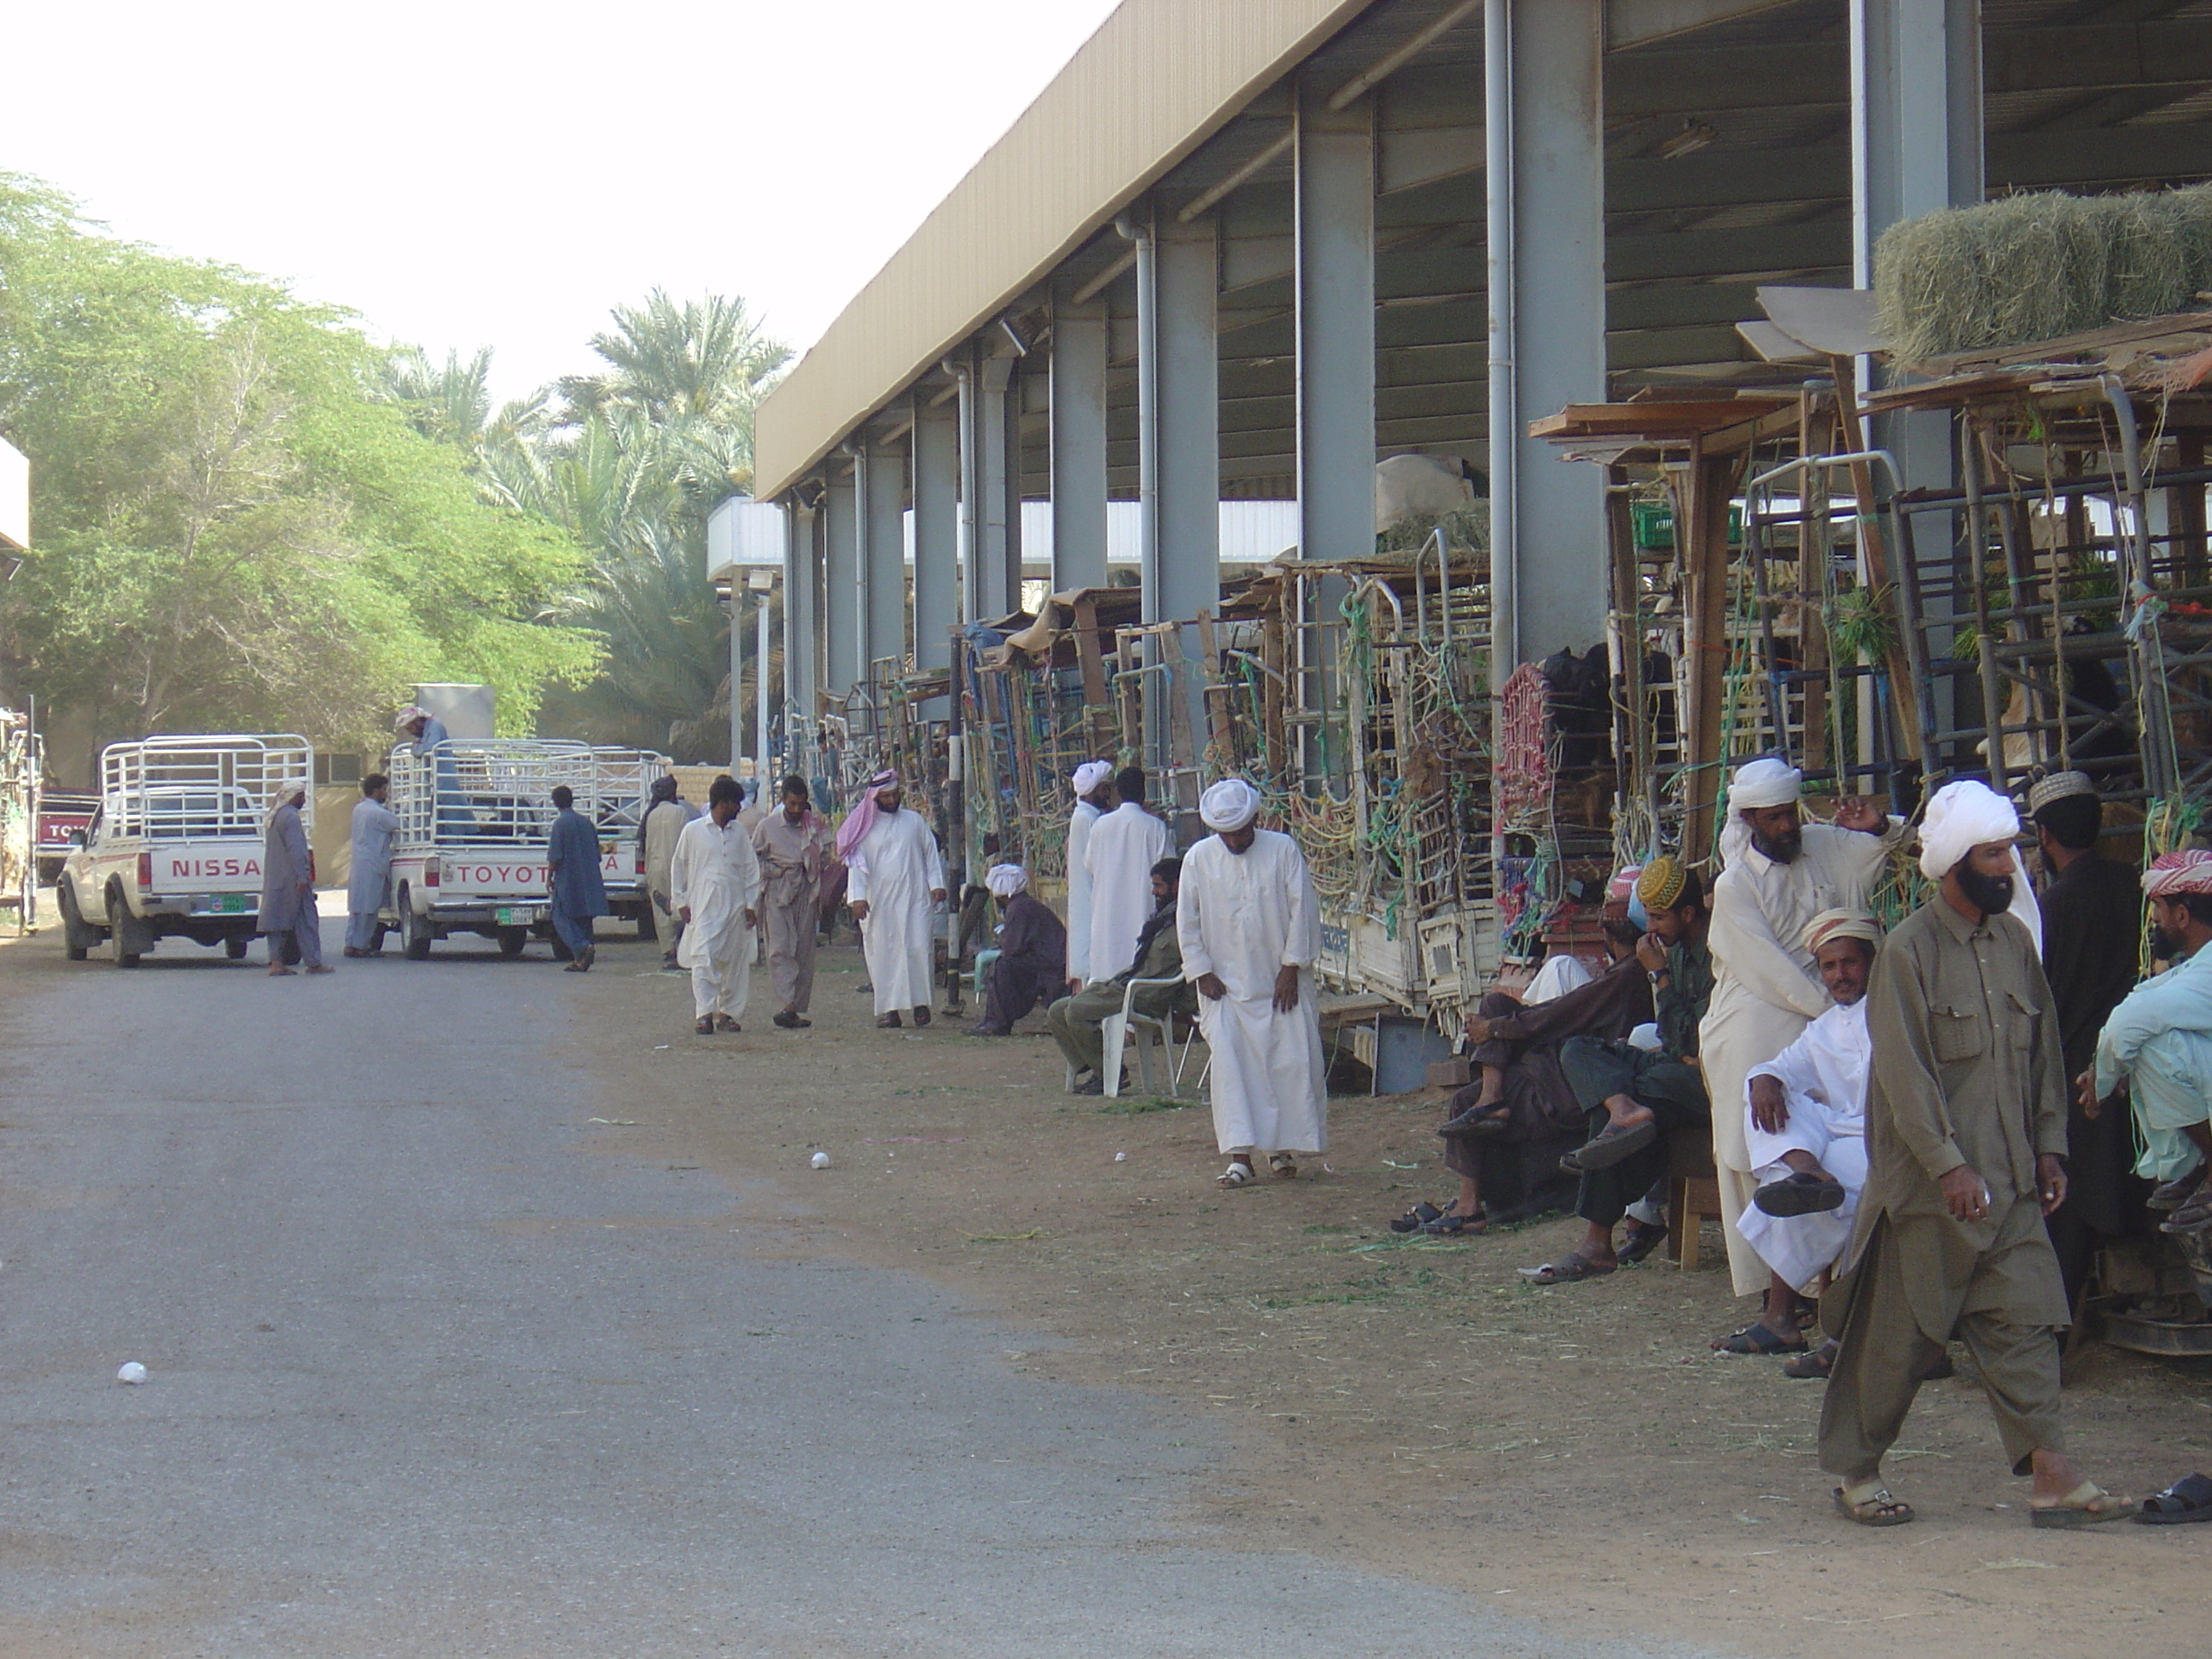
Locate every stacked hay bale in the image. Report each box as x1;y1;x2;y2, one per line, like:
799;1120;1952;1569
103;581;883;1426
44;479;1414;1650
1875;185;2212;362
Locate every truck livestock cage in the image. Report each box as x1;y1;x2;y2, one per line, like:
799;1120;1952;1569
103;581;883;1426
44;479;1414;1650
382;738;648;959
582;746;671;934
58;733;314;965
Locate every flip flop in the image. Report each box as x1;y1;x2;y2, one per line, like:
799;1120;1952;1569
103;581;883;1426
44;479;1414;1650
1784;1339;1838;1380
1616;1220;1669;1264
1389;1202;1446;1234
1216;1161;1258;1190
1517;1255;1616;1285
1753;1172;1848;1217
2147;1165;2207;1211
1560;1117;1657;1173
1436;1105;1510;1140
2029;1481;2139;1528
2136;1472;2212;1524
2160;1190;2212;1233
1268;1153;1299;1180
1711;1321;1808;1356
1421;1210;1487;1237
1834;1481;1913;1527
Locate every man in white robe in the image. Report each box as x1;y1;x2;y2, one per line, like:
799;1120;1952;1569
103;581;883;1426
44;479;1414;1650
1715;910;1880;1362
1179;777;1327;1189
1085;765;1175;983
643;775;697;970
344;772;403;957
844;771;947;1029
1702;758;1904;1297
672;776;761;1033
1064;760;1113;991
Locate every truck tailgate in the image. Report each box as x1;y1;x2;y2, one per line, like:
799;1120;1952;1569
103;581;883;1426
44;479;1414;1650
149;841;264;894
440;843;632;896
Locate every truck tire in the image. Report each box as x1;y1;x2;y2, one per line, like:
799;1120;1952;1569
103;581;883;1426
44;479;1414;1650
400;888;433;960
106;884;142;968
58;884;95;962
224;934;250;960
498;927;527;957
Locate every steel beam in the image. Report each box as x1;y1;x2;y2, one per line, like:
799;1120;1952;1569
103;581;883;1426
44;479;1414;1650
861;439;905;678
823;461;861;700
912;394;959;693
1296;81;1377;568
1050;282;1111;592
1152;212;1221;632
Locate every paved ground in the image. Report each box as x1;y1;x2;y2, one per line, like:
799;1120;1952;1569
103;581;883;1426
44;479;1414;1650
0;914;1709;1657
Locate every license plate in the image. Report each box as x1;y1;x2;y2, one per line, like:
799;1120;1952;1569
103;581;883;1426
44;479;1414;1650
496;906;522;926
216;894;247;914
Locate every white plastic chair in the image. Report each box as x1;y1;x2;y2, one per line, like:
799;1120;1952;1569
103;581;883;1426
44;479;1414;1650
1101;975;1204;1100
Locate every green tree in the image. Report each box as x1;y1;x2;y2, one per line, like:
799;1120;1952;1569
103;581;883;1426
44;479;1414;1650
0;173;599;757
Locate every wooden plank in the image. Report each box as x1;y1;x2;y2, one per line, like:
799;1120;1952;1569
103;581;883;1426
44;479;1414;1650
1828;356;1924;765
1194;608;1236;759
1679;441;1738;867
1528;397;1795;440
1159;625;1198;779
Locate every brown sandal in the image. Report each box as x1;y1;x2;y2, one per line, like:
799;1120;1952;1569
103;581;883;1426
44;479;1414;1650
1834;1480;1913;1527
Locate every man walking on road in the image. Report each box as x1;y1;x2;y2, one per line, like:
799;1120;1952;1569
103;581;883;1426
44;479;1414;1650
673;776;760;1034
344;772;402;958
1085;765;1175;985
841;771;946;1030
754;775;831;1028
643;775;696;970
260;779;328;976
1819;780;2133;1530
546;784;608;973
1179;778;1325;1189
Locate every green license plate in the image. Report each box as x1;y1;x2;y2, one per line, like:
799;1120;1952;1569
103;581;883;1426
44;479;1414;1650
216;894;247;914
496;906;521;925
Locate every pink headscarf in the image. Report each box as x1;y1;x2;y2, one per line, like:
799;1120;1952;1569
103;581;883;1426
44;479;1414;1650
834;769;900;862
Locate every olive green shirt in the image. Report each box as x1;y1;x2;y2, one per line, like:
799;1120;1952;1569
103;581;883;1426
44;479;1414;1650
1847;894;2070;1337
1660;934;1714;1062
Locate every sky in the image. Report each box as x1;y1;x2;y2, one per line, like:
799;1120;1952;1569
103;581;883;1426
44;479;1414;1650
2;0;1124;400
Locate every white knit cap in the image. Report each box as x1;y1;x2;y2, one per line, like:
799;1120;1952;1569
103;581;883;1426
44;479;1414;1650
1199;777;1262;832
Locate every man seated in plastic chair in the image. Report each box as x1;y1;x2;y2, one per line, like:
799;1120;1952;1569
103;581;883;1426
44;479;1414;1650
1047;858;1191;1095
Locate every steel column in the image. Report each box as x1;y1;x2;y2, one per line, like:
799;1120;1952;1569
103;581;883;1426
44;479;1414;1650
861;439;906;678
785;498;819;725
1050;282;1110;593
972;353;1016;620
823;462;860;700
1152;211;1220;632
912;393;959;714
1485;0;1608;690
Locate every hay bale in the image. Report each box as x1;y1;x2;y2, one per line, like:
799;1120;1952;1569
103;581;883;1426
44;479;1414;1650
1875;185;2212;361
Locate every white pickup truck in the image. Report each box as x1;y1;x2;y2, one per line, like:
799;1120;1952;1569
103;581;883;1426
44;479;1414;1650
585;746;668;936
382;738;642;958
57;735;313;967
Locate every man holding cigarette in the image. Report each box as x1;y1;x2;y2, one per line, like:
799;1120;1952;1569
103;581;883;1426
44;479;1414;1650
1818;781;2133;1530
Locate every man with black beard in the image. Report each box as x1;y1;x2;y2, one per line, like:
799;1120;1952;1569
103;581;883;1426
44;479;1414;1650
1819;780;2134;1529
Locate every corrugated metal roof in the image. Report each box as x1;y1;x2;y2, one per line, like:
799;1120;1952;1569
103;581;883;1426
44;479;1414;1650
752;0;1381;501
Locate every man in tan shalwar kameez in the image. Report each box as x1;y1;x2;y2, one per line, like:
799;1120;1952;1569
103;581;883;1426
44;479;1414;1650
1702;758;1903;1302
1819;779;2134;1530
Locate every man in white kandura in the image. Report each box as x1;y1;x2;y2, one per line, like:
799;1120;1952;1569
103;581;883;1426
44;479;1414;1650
672;775;761;1035
1085;765;1175;984
1065;760;1114;992
1702;757;1905;1301
843;770;947;1030
1179;777;1327;1190
1716;909;1881;1370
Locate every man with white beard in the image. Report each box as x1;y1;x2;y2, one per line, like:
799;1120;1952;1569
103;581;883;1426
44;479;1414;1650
842;770;947;1030
672;775;761;1034
1179;777;1326;1189
1703;758;1904;1302
1064;760;1114;991
1085;765;1174;984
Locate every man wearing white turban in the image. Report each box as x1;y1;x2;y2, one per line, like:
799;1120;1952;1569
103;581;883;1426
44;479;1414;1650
1064;761;1115;992
1084;765;1175;983
1179;779;1327;1186
1819;781;2133;1529
1715;910;1881;1365
965;863;1068;1037
1702;758;1903;1301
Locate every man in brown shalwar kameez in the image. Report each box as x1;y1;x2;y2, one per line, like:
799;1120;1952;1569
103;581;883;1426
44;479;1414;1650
752;775;830;1029
1819;780;2135;1529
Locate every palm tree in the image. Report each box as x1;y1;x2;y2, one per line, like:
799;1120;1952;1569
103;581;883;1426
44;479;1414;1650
558;289;789;434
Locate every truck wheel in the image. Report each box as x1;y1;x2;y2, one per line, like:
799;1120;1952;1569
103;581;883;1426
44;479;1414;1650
58;884;94;962
224;934;250;960
498;927;527;958
106;884;141;968
636;905;658;942
400;888;433;960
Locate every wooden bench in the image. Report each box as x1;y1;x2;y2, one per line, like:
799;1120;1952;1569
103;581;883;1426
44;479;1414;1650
1667;1132;1726;1271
